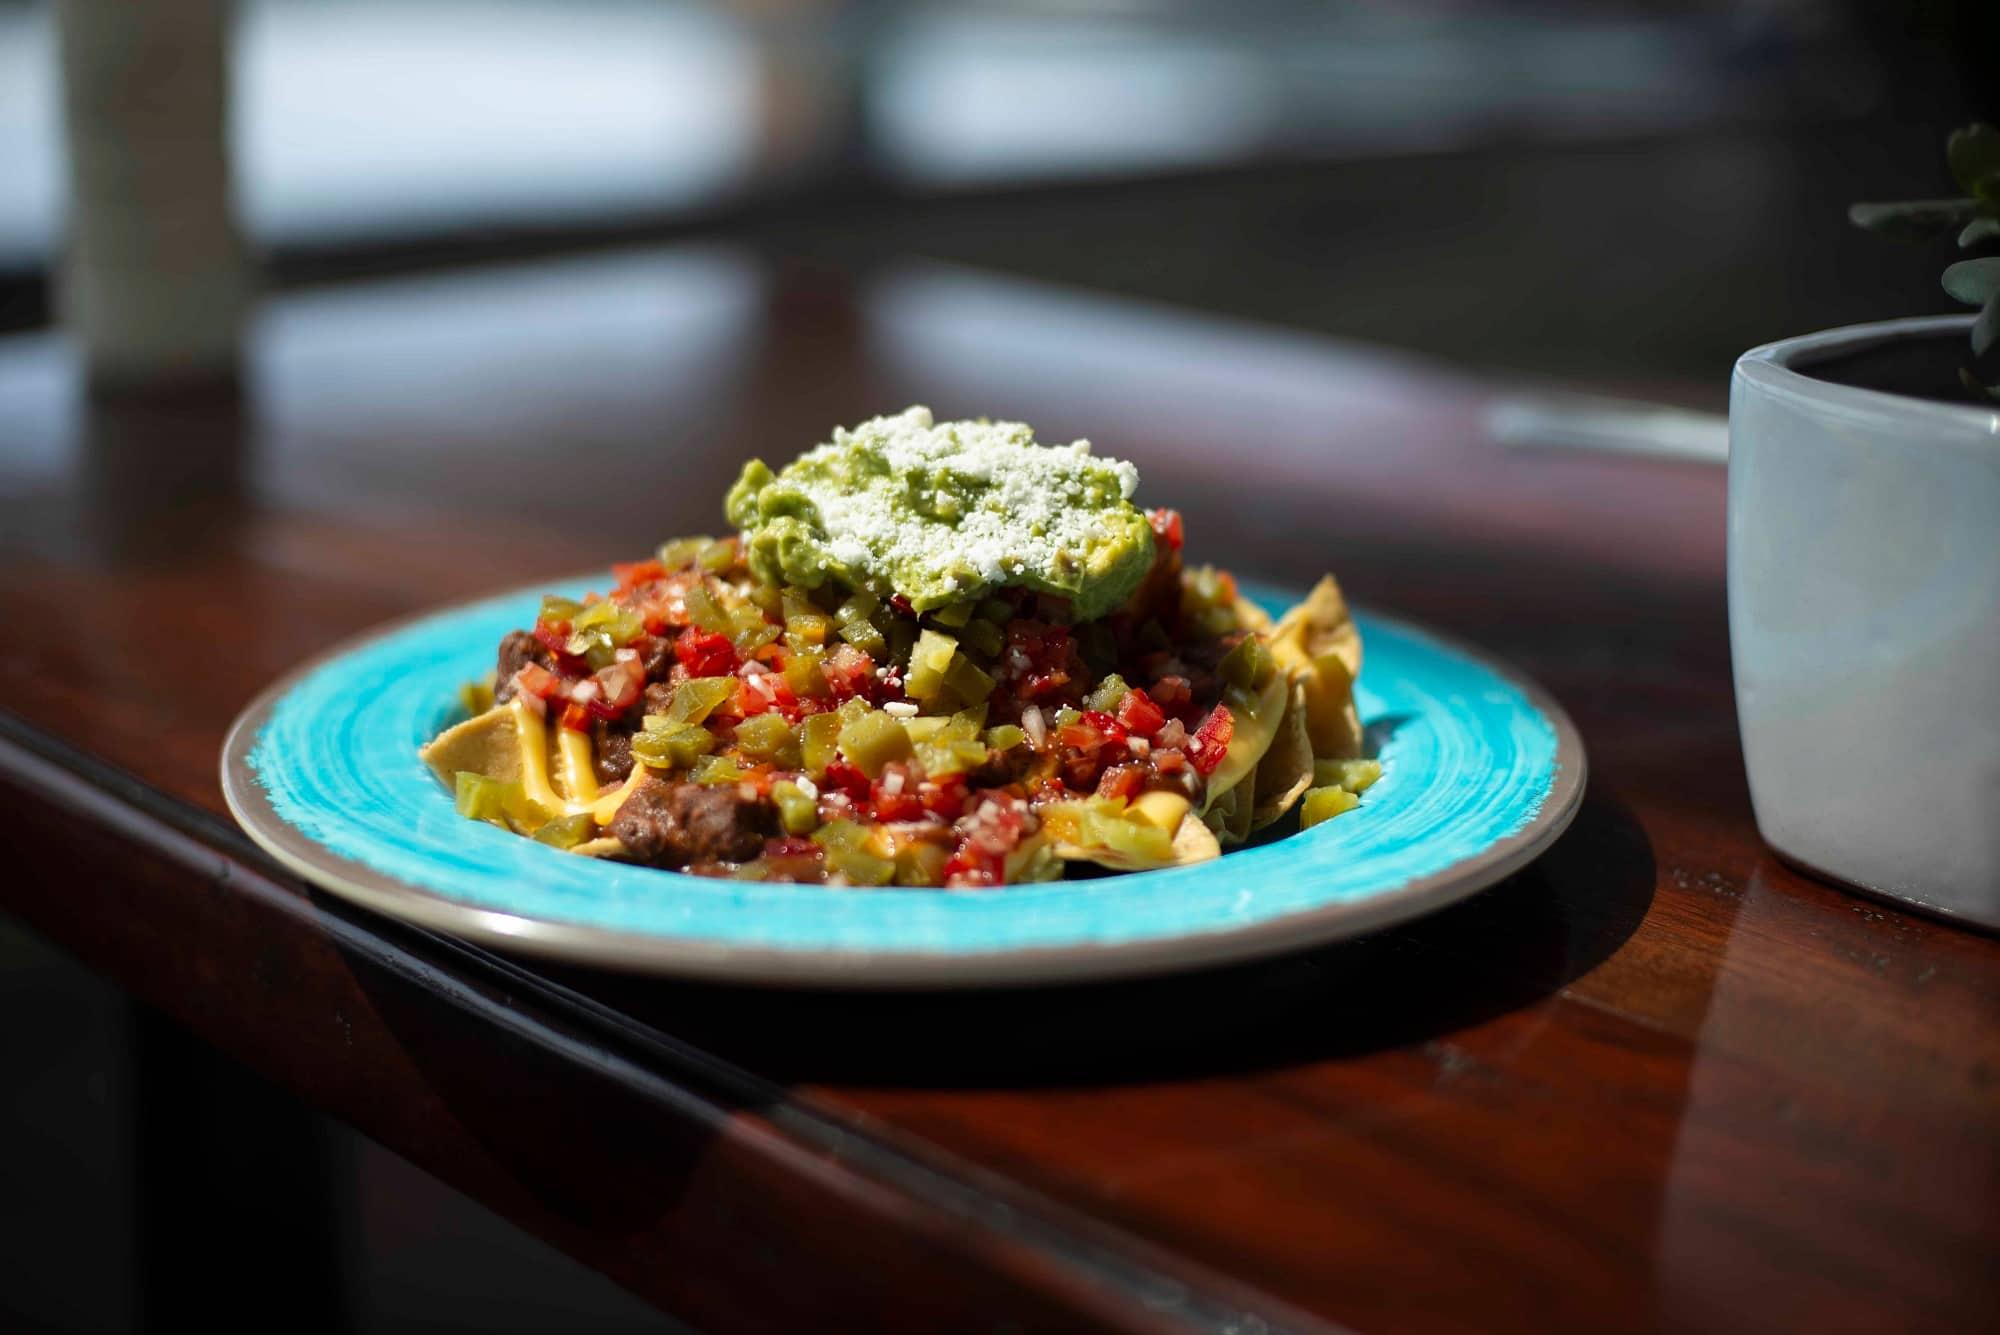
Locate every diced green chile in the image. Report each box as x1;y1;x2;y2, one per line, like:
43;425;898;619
632;723;716;770
837;711;913;779
770;780;819;835
733;712;795;761
531;812;596;849
454;772;525;828
665;677;736;724
1085;673;1129;712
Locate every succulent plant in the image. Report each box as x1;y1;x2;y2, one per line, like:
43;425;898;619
1849;123;2000;400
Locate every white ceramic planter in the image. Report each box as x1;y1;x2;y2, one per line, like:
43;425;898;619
1730;315;2000;928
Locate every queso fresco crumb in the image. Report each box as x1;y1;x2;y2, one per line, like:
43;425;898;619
724;406;1156;619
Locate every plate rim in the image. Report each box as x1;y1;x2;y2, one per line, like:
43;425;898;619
220;581;1587;988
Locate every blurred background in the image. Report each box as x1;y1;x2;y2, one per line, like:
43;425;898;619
0;0;1994;383
1;2;1992;1331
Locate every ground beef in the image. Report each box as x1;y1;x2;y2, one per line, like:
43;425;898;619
609;774;775;868
633;633;675;680
493;629;556;704
641;681;676;717
591;719;636;785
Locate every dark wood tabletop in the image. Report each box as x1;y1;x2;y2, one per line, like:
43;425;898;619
4;247;1996;1335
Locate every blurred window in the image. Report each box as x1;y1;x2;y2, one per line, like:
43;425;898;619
0;0;1880;271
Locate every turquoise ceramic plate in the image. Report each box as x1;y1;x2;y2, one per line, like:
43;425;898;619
222;578;1584;986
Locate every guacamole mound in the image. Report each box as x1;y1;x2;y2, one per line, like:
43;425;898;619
724;406;1155;619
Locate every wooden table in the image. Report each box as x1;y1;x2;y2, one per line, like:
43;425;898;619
3;248;1995;1334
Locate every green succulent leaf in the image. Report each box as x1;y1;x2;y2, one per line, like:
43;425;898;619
1947;123;2000;198
1848;198;1977;240
1960;216;2000;249
1942;257;2000;307
1973;294;2000;361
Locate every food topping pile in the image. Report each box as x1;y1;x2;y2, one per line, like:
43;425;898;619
423;408;1375;885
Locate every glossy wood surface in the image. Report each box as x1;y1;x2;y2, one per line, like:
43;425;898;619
3;249;1996;1334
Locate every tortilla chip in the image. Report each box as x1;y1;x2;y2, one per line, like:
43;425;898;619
1269;575;1361;677
1005;834;1066;882
1224;782;1255;845
1268;576;1365;759
419;705;524;786
1231;596;1273;632
1250;678;1314;830
1173;810;1222;862
1051;794;1220;871
1199;665;1290;811
1198;783;1252;847
1300;652;1363;759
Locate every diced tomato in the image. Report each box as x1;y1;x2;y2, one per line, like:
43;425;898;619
819;644;879;702
736;667;800;720
1053;723;1100;754
735;764;781;797
584;661;642;720
1154;748;1190;776
513;662;563;702
1078;710;1129;745
822;758;873;801
1189;704;1234;776
528;619;584;671
1055;712;1125;791
944;795;1029;886
870;788;926;823
1149;507;1184;552
919;772;970;820
764;835;822;860
612;558;666;592
886;593;915;617
675;625;739;678
559;701;592;732
1115;687;1166;738
1005;621;1082;701
1096;763;1148;802
942;843;1004;887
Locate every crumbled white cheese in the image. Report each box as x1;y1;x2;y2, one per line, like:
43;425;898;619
765;406;1148;612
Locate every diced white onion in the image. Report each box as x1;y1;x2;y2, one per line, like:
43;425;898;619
1021;705;1047;747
